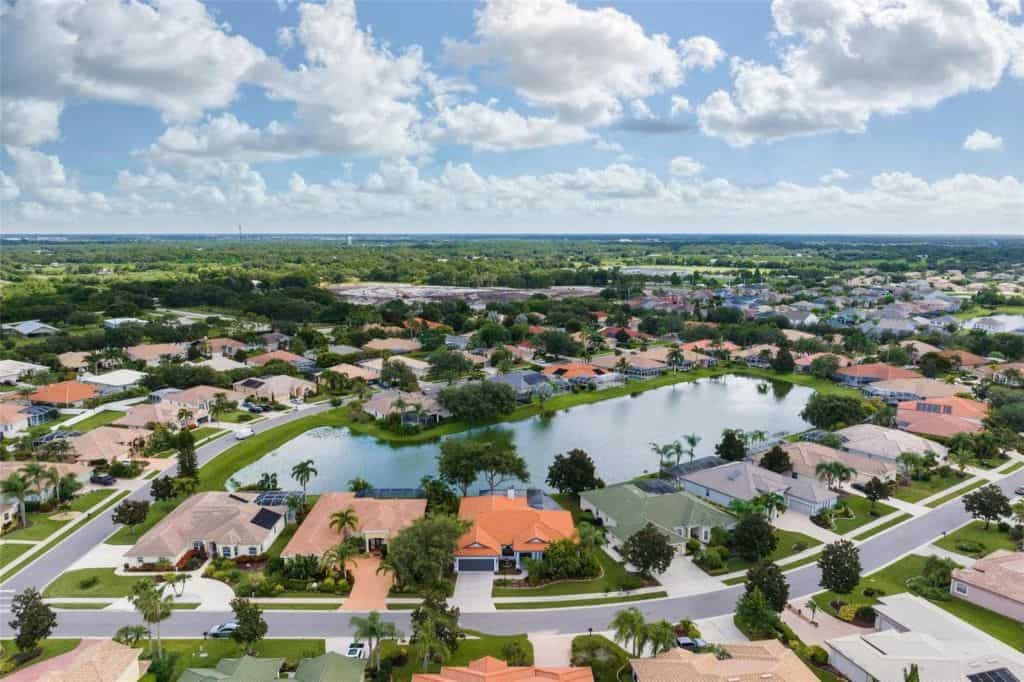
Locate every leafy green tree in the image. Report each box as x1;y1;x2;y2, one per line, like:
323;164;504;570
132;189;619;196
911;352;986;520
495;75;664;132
419;476;459;515
800;393;869;430
733;513;778;562
476;440;529;493
963;484;1012;529
437;438;488;496
809;354;841;379
411;593;460;671
230;597;268;655
759;445;792;474
770;346;795;373
383;515;470;591
381;359;420;392
546;449;605;495
818;540;861;595
863;477;890;512
735;587;779;638
176;428;198;478
427;349;475;384
150;476;174;501
715;429;747;462
1;474;29;528
8;587;57;656
438;382;517;423
112;500;150;536
621;523;673;578
917;352;955;378
348;477;372;494
744;561;789;613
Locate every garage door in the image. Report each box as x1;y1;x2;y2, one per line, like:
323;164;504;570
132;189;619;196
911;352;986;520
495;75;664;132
457;558;494;572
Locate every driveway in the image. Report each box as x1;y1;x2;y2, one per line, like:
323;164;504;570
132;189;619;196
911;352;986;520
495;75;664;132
450;571;495;612
657;554;725;596
341;556;391;612
773;509;839;543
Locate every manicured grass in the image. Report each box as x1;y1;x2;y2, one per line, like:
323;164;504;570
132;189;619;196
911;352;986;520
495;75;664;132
933;520;1019;558
216;410;256;423
257;602;343;610
377;630;531;681
3;512;70;541
551;493;597;527
926;478;988;508
0;543;33;569
42;567;168;598
708;529;822;576
67;488;116;512
891;473;969;504
50;602;112;609
191;426;225;441
266;523;298;560
853;513;913;541
832;495;898;535
955;304;1024;320
494;591;668;610
135;638;325;682
69;409;126;432
999;461;1024;474
571;634;630;682
492;548;648;597
0;638;80;674
107;497;180;544
938;598;1024;651
813;554;930;617
386;603;419;610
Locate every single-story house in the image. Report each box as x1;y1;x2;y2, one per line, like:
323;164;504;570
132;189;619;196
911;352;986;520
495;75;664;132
826;593;1024;682
630;641;817;682
294;652;366;682
29;380;98;407
793;353;853;374
731;344;779;368
0;403;54;437
862;377;962;403
0;359;49;384
835;363;922;386
769;441;899;484
189;355;249;372
454;493;576;572
413;656;593;682
681;339;741;354
896;396;988;438
233;375;316;402
502;343;535;363
973;361;1024;386
57;351;94;370
126;491;287;564
103;317;146;329
900;340;942;360
204;337;250;357
362;390;450;426
68;425;152;463
164;384;246;415
590;352;667;378
320;362;380;384
445;334;472;350
487;370;559;401
937;349;991;368
580;483;735;548
542;363;620;386
781;329;817;343
834;424;948;462
180;656;284;682
78;369;148;394
0;460;91;502
246;349;316;372
125;343;187;366
362;337;423;354
3;320;59;337
680;461;837;516
261;331;291;351
28;638;151;682
950;550;1024;622
113;401;196;430
281;492;426;557
359;355;431;379
1;501;21;532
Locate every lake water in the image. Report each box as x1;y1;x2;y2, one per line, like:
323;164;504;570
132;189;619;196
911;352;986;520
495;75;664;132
231;375;813;493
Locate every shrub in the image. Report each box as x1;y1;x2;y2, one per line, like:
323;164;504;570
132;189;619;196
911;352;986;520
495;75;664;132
78;575;100;589
501;640;531;666
1009;526;1024;542
998;521;1011;533
837;604;862;623
906;576;952;601
855;605;876;623
685;538;701;555
806;645;829;666
791;541;808;553
335;579;350;593
955;540;986;555
709;526;730;547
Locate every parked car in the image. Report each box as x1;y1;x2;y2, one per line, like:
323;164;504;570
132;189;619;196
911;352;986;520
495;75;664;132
235;427;255;441
205;621;238;638
1015;486;1024;496
676;637;707;651
345;642;367;659
90;472;115;486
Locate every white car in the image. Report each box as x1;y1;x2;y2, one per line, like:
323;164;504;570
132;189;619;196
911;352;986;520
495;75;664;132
235;427;255;440
345;642;367;659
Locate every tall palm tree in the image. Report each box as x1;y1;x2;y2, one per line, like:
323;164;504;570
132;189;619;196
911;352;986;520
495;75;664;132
644;620;677;655
40;467;59;503
130;580;172;659
667;347;684;371
1;474;30;528
330;507;360;539
615;357;631;375
322;540;357;577
165;573;189;597
896;452;924;479
291;459;318;507
948;448;973;476
683;433;702;465
576;522;605;553
649;442;675;476
20;461;48;500
753;492;787;519
815;461;853;491
350;611;402;671
610;607;647;657
414;612;453;671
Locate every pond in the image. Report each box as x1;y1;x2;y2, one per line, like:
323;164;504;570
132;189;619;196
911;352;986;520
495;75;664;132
231;375;813;493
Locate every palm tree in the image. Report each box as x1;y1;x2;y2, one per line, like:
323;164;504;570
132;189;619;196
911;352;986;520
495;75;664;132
615;357;631;375
114;625;149;648
667;347;684;371
329;507;359;539
650;442;678;476
683;433;702;465
210;393;228;422
171;476;199;498
897;452;924;479
1;474;30;528
176;407;194;427
130;579;172;659
816;461;854;491
805;600;818;624
753;492;787;519
350;611;402;671
21;461;49;500
610;607;647;657
576;522;605;553
57;473;82;503
415;612;453;671
948;448;973;476
40;467;59;503
291;459;318;507
257;472;279;491
165;573;189;597
644;620;677;655
322;540;357;576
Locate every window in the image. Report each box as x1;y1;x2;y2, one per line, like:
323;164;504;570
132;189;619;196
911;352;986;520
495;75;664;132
222;547;232;558
248;547;257;556
954;581;968;595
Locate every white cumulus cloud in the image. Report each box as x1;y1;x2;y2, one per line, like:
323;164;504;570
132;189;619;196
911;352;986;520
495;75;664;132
670;156;705;177
963;129;1004;150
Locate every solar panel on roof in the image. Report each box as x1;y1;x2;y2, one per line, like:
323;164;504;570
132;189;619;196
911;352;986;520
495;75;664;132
250;508;282;530
253;491;300;506
969;669;1021;682
635;479;677;494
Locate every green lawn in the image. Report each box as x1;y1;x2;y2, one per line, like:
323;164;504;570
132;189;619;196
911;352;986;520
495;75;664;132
705;529;822;576
67;488;116;512
999;461;1024;474
136;638;325;682
926;478;988;508
106;497;180;545
955;304;1024;320
492;548;649;598
256;602;344;610
191;427;226;441
42;568;167;598
70;410;126;432
550;493;597;527
813;554;930;617
0;638;80;674
377;631;531;681
494;591;668;610
853;513;913;541
891;473;969;503
0;543;33;569
50;602;112;609
3;512;70;542
933;521;1019;558
937;598;1024;651
571;635;630;682
832;495;898;535
217;410;257;424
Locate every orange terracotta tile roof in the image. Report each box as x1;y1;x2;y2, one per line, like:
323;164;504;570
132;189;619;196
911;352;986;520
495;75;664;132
937;349;990;367
896;396;988;438
247;349;306;366
413;656;593;682
29;381;98;405
680;339;739;352
835;363;922;381
457;496;575;556
541;363;607;379
280;492;426;558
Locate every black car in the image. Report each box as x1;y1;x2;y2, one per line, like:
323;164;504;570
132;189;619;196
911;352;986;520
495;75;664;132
90;472;115;486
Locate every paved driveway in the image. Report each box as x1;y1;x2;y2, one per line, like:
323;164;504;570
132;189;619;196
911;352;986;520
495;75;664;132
341;557;391;612
657;554;724;596
450;571;496;612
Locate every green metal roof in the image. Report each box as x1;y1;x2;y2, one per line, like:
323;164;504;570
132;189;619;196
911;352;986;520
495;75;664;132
580;483;736;544
295;652;366;681
178;656;284;682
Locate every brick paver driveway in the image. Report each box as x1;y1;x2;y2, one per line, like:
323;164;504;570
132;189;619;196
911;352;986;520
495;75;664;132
341;556;391;612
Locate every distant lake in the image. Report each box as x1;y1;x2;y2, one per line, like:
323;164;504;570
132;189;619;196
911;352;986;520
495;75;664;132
231;375;813;493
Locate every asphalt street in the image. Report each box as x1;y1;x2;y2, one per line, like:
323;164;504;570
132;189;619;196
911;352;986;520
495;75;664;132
29;468;1024;639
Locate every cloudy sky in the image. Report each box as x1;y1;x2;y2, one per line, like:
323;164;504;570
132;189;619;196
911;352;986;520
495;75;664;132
2;0;1022;234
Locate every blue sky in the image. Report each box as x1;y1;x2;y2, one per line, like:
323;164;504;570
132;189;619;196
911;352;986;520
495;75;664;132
1;0;1021;234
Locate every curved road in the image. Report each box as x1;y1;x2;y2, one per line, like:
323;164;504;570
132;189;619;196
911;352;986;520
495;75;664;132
30;467;1024;639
